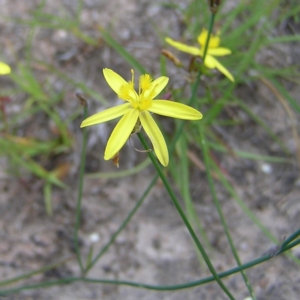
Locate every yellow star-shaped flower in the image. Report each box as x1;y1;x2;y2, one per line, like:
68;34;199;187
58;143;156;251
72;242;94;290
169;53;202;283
81;68;203;166
165;29;234;82
0;62;11;75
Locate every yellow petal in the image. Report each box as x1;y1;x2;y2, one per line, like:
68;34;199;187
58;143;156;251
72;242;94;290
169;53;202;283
148;76;169;99
103;68;128;95
139;111;169;166
165;38;200;56
104;109;139;160
207;48;232;56
213;59;235;82
80;103;131;127
0;62;11;75
198;29;220;48
149;100;203;120
203;55;217;69
204;55;234;81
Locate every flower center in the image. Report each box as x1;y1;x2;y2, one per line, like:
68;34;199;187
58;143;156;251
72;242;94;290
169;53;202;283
118;70;155;111
198;29;220;49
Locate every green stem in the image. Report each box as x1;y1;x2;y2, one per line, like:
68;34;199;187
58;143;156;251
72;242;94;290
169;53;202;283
170;13;215;149
202;12;215;66
137;132;235;300
1;238;299;295
0;256;72;288
74;104;88;274
281;228;300;248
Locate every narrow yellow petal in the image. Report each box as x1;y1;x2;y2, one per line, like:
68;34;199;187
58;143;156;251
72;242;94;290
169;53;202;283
139;111;169;166
208;48;232;56
149;100;203;120
204;55;234;81
104;109;139;160
80;103;131;128
148;76;169;99
214;59;235;82
0;62;11;75
103;68;128;96
165;38;200;56
203;55;217;69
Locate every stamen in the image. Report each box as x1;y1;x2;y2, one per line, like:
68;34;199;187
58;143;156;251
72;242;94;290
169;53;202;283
119;84;131;100
140;74;152;91
131;69;134;87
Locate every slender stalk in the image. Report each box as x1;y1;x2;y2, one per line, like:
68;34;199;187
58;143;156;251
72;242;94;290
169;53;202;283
202;12;215;67
0;256;73;288
281;228;300;248
170;13;215;149
138;133;235;300
1;236;298;296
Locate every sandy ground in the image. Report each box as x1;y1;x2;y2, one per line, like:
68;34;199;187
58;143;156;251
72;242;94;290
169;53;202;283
0;0;299;299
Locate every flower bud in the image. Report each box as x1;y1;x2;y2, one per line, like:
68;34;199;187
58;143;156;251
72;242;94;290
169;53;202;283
208;0;221;13
161;49;183;67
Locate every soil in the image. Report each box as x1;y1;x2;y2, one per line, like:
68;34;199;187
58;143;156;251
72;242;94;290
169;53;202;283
0;0;299;299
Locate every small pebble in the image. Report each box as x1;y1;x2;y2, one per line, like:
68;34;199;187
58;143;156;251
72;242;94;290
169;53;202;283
261;163;272;174
89;232;100;243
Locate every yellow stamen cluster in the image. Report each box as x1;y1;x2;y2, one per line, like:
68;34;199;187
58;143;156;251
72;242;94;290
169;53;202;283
198;29;220;49
119;70;154;111
140;74;152;91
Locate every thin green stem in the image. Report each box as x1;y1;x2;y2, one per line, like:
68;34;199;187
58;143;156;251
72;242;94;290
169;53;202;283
281;228;300;248
284;239;300;251
170;13;215;148
138;132;235;300
74;104;88;274
0;256;73;288
1;237;299;295
202;12;215;66
200;127;256;299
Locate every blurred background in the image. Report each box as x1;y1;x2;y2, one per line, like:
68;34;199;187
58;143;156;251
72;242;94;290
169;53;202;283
0;0;299;299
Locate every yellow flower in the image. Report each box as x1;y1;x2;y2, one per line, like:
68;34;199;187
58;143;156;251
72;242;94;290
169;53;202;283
81;68;203;166
165;29;234;82
0;62;11;75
